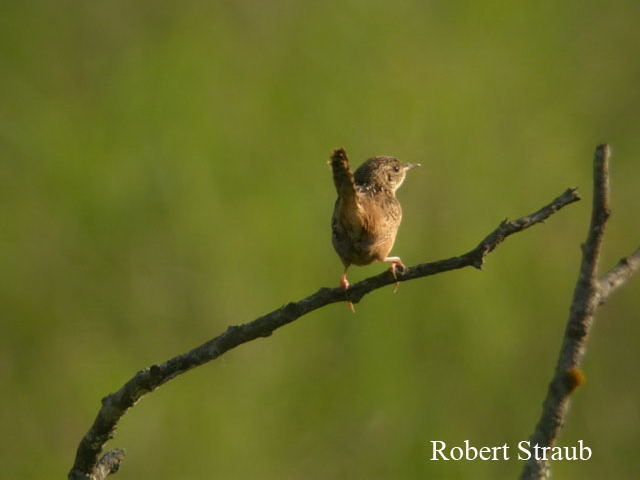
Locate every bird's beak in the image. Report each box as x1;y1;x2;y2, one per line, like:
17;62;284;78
404;162;421;170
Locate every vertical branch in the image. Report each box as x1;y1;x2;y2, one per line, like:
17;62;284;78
520;145;610;479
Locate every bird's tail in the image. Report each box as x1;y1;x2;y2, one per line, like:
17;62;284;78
330;148;358;203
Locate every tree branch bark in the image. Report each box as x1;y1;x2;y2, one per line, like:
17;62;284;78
69;187;580;480
520;145;640;479
598;248;640;303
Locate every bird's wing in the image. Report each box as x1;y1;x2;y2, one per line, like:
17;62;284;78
362;195;402;248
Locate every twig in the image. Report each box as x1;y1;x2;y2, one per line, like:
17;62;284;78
68;188;580;479
598;248;640;303
92;450;125;480
520;145;640;479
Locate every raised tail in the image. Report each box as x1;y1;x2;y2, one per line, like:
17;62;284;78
330;148;358;203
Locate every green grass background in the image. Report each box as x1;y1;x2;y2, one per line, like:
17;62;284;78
1;1;639;478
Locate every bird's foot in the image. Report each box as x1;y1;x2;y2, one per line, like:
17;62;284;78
339;271;355;313
346;301;355;313
384;257;406;293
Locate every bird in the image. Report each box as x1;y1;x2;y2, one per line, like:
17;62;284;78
329;148;420;311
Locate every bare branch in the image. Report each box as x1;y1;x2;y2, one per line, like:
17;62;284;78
94;450;126;480
68;188;580;479
598;248;640;303
520;145;640;479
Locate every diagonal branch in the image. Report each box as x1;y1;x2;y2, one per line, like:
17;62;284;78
91;450;125;480
598;248;640;303
68;187;580;480
520;145;640;479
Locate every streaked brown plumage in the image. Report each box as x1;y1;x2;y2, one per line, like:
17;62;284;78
329;148;420;310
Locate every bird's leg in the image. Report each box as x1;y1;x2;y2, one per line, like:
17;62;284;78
383;256;406;293
339;270;350;290
339;267;355;313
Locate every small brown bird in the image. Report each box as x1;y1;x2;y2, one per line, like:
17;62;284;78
330;148;420;311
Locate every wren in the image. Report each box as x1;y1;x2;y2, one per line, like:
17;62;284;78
329;148;420;311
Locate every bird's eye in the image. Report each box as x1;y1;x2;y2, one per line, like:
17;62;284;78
392;165;400;173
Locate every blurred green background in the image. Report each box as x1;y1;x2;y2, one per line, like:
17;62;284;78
1;1;639;478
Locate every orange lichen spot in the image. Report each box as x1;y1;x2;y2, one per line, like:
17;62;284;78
566;367;586;393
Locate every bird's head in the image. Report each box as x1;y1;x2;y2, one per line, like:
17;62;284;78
354;156;421;193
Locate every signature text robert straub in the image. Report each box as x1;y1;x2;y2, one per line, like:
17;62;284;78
430;440;592;462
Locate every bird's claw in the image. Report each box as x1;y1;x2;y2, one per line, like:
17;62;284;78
389;260;406;293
